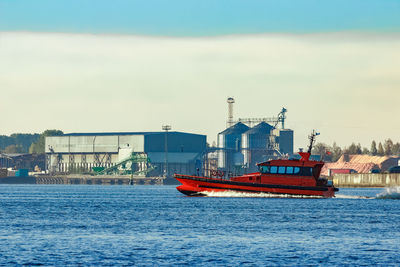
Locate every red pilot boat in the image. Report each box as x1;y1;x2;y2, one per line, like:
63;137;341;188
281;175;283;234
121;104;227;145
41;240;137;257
175;131;338;198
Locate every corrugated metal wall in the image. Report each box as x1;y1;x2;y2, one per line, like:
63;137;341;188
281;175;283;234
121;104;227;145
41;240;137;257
45;132;206;176
144;132;206;153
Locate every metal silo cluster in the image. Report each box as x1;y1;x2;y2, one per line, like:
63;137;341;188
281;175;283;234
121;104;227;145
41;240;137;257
217;121;294;174
217;122;249;172
242;122;275;172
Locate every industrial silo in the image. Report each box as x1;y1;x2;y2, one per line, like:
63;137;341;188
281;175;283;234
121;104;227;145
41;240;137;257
217;122;249;171
242;122;274;171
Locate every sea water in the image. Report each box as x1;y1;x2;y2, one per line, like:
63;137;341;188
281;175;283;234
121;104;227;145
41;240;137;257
0;185;400;266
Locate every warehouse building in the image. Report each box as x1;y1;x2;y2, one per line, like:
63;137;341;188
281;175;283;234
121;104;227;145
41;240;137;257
45;131;206;176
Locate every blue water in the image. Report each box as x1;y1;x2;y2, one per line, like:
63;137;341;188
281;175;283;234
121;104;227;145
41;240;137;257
1;185;400;266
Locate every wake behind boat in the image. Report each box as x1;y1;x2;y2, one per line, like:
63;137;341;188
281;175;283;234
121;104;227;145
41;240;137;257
175;131;338;198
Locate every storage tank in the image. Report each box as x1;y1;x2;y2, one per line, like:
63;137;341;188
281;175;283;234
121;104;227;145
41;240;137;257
217;122;249;169
242;122;274;171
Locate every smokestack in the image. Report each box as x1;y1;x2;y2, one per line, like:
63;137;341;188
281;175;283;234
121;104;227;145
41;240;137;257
227;97;235;128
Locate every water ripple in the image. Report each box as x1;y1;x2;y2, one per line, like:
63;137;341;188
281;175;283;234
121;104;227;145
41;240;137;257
0;185;400;265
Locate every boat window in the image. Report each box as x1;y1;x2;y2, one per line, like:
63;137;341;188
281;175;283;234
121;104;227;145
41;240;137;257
270;166;278;174
301;167;312;176
294;167;300;174
278;166;286;174
259;166;270;174
286;167;294;174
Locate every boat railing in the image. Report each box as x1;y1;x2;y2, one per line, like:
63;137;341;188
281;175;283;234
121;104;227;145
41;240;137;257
192;168;243;180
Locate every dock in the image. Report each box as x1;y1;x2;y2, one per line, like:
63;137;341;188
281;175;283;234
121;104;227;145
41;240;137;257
35;174;164;185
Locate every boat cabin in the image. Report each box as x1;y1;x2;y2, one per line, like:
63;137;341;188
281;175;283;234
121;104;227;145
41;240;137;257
230;152;326;187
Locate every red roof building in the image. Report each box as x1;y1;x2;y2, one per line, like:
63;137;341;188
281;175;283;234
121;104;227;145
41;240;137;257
321;154;400;176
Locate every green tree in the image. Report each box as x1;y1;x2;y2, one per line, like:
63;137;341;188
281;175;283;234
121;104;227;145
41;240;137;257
29;130;64;153
10;133;40;152
0;133;40;153
345;143;359;154
377;142;384;156
331;142;342;162
4;144;24;153
356;143;362;154
383;139;394;156
392;143;400;156
362;147;369;154
312;143;331;161
312;142;327;156
370;140;377;156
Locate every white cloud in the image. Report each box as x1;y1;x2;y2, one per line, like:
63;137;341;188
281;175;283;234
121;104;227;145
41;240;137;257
0;31;399;148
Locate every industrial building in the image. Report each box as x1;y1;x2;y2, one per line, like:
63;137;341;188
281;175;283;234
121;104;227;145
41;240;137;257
45;131;206;176
0;153;45;171
217;98;294;173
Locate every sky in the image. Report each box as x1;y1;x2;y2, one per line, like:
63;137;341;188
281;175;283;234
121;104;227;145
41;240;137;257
1;0;400;35
1;0;400;149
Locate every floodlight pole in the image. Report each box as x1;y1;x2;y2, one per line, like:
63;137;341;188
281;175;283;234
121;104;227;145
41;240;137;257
162;125;171;178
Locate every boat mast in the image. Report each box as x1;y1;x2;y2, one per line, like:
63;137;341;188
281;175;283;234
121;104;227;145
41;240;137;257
307;130;320;154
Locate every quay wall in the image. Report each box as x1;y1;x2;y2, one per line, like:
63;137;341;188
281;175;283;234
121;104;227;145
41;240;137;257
35;175;164;185
332;173;400;188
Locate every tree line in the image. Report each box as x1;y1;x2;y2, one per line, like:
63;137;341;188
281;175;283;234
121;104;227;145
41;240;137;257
0;130;63;154
312;139;400;162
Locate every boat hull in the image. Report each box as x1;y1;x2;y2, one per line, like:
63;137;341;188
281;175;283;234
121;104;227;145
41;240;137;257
176;175;337;198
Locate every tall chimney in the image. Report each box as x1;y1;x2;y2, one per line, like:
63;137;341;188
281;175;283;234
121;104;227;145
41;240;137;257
227;97;235;128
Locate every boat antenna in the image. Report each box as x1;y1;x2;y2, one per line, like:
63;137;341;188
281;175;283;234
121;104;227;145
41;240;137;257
307;130;320;154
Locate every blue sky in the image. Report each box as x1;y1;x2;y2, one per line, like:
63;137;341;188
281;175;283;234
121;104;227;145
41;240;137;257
1;0;400;35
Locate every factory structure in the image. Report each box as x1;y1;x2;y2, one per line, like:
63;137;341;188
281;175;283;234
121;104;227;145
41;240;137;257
216;97;294;173
44;97;293;177
45;131;206;177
